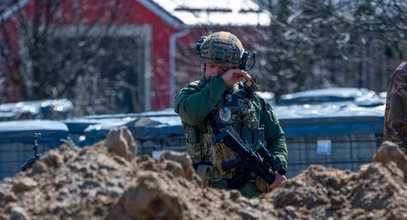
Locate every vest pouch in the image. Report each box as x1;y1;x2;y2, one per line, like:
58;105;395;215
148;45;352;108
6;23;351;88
184;125;202;163
185;124;200;144
202;133;214;158
186;143;203;164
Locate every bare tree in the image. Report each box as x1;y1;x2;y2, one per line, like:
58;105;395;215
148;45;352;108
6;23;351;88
178;0;406;102
0;0;147;115
257;0;407;99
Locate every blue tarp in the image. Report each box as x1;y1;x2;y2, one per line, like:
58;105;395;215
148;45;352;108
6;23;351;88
83;117;139;145
129;116;184;140
279;87;384;107
0;99;74;120
75;109;180;145
64;117;141;146
0;120;69;144
83;115;184;145
64;117;137;134
274;103;385;136
274;103;385;119
280;116;384;137
79;103;385;145
82;108;177;120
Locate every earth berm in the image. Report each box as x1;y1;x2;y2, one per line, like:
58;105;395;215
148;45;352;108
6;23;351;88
0;133;406;220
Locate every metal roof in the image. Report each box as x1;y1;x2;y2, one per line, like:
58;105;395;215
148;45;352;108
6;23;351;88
148;0;270;26
2;0;270;26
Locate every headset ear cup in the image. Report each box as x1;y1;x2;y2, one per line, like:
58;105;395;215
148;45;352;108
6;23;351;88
196;36;207;55
242;51;249;63
239;51;249;70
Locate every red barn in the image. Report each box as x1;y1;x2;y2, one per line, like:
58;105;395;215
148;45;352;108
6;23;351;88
0;0;269;112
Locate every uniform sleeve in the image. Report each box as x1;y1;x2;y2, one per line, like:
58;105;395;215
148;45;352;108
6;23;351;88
384;71;407;148
257;97;288;168
174;77;226;126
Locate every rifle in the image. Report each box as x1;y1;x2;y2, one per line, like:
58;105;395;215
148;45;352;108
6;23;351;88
207;112;286;189
21;133;42;171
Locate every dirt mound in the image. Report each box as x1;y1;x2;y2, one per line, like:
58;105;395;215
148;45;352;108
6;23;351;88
0;140;406;219
0;142;262;220
259;141;407;219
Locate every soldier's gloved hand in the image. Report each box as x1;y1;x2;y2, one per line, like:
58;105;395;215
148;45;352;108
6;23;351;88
271;154;287;175
221;69;251;87
270;172;287;190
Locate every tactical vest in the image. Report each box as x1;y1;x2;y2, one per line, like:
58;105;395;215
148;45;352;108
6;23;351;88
184;81;266;182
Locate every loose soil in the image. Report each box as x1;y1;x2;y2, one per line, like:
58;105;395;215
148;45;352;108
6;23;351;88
1;137;406;220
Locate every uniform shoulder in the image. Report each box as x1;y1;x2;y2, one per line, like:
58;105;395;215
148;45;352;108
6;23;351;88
387;61;407;95
396;61;407;72
391;61;407;78
251;92;276;113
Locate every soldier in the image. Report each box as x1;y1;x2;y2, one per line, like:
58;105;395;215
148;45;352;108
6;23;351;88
384;60;407;154
174;31;288;197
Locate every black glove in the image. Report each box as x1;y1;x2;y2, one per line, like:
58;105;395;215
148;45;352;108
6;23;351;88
271;154;287;175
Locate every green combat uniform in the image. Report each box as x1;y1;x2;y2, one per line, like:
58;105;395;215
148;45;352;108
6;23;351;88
174;32;287;197
175;75;287;197
384;60;407;154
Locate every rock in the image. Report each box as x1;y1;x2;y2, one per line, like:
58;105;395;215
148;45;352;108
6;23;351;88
12;177;38;193
1;140;407;219
10;206;30;220
118;171;184;219
4;191;17;202
42;150;64;168
30;161;47;174
374;141;407;181
105;126;137;161
160;151;194;178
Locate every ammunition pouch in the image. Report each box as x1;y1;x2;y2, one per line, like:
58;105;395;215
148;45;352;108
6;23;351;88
186;143;202;164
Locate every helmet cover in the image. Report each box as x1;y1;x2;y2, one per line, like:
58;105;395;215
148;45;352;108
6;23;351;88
199;31;244;67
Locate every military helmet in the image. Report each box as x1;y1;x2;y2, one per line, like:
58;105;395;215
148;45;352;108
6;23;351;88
199;31;244;67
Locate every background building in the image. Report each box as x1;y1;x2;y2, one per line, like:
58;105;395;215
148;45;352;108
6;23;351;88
0;0;269;114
